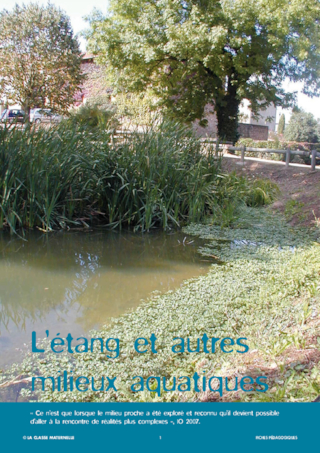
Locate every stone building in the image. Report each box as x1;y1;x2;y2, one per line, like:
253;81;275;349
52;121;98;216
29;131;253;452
239;99;277;132
74;53;112;108
193;100;275;140
76;55;273;141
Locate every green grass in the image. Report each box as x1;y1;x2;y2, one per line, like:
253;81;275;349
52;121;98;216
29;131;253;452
284;199;305;222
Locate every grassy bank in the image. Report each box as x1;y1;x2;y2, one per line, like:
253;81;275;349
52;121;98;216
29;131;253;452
2;206;319;402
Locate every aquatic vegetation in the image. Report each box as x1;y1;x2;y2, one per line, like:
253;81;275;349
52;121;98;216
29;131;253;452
2;207;319;403
0;122;221;234
0;124;279;236
207;172;279;227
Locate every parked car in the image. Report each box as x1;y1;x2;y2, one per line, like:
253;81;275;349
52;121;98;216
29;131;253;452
1;109;26;123
30;108;62;124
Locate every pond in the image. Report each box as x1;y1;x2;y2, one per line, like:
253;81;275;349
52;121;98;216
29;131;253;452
0;230;211;368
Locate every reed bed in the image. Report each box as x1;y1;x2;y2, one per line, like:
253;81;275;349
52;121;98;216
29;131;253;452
0;122;220;234
0;122;278;236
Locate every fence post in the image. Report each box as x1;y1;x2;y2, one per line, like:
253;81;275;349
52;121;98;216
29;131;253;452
311;149;317;171
285;148;290;168
215;138;219;158
241;145;246;164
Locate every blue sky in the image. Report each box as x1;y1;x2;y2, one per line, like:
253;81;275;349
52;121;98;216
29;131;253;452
2;0;320;120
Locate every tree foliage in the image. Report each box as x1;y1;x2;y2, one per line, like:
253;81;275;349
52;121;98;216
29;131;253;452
0;3;84;114
278;114;285;135
86;0;320;142
285;110;320;143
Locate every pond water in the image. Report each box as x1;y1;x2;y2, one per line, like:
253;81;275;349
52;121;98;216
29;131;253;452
0;230;211;368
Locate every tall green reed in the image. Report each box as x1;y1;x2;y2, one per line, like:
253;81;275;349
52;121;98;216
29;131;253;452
0;121;220;234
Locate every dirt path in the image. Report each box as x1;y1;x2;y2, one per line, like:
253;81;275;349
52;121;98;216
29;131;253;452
222;156;320;228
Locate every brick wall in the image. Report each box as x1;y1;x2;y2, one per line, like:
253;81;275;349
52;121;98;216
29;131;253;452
237;123;269;140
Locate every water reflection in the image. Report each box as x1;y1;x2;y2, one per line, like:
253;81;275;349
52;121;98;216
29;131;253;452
0;230;209;367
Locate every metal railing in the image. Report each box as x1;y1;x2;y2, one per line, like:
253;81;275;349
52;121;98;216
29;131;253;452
114;133;320;170
200;139;320;171
227;146;319;171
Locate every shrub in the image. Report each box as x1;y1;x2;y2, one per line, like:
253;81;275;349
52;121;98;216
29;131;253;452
67;103;119;130
209;172;279;227
246;179;280;207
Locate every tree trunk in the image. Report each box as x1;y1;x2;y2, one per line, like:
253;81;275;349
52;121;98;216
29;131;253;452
22;104;31;124
215;77;240;144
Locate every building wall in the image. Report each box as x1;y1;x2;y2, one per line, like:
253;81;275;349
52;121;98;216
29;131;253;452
239;99;277;131
238;123;269;140
192;104;218;137
192;103;269;140
75;55;111;107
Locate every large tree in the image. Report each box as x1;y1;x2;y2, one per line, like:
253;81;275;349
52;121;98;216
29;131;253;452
86;0;320;142
0;3;84;115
